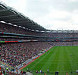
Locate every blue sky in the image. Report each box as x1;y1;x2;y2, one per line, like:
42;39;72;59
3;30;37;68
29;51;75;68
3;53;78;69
1;0;78;30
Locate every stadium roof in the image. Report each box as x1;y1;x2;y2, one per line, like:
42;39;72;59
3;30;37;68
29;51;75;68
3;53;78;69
0;2;46;31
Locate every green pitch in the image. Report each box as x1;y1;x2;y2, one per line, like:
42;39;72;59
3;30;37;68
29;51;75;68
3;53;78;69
22;46;78;75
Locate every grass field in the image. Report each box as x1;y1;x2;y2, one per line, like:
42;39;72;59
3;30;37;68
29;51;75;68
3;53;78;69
22;46;78;75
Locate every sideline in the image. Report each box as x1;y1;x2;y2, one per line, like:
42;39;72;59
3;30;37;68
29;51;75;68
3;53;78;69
19;46;53;70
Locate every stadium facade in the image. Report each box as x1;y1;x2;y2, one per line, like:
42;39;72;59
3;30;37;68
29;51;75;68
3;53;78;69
0;2;78;75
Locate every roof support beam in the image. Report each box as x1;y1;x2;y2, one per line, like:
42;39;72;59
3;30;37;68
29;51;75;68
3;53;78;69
4;18;26;22
11;22;28;24
0;14;18;18
10;20;30;23
0;3;46;31
0;9;10;12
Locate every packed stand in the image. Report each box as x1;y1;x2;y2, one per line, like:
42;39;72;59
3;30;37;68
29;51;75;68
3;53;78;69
0;22;42;36
50;42;78;46
0;42;51;67
1;22;78;38
0;37;29;41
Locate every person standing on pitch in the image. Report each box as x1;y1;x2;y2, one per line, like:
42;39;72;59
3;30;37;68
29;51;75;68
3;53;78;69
47;69;49;72
76;70;78;75
55;71;59;75
40;70;42;73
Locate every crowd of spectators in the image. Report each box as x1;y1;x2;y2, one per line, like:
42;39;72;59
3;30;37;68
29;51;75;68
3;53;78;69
0;42;51;67
50;42;78;46
0;66;26;75
0;37;29;41
1;22;78;75
0;22;42;36
1;22;78;38
42;32;78;37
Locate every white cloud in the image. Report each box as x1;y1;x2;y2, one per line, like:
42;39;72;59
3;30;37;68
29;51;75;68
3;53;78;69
68;0;78;2
1;0;78;30
46;9;71;20
1;0;27;13
71;11;78;24
33;9;72;30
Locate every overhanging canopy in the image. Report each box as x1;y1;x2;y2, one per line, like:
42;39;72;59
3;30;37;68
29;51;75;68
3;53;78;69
0;2;46;31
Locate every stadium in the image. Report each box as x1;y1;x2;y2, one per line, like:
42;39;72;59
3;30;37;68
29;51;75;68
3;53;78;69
0;1;78;75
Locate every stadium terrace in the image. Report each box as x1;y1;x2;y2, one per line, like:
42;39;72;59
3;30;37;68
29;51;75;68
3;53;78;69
0;2;78;75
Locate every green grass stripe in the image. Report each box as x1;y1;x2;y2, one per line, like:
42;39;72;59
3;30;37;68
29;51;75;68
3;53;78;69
22;46;78;75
